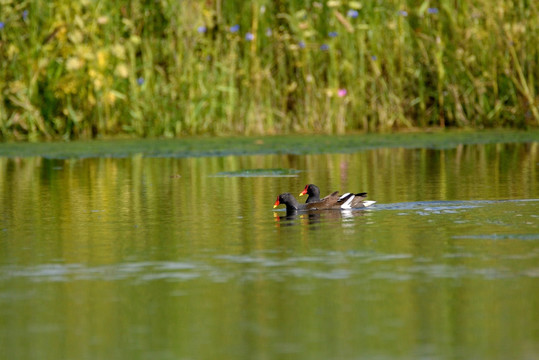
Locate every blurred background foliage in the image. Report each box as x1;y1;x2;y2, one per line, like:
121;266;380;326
0;0;537;140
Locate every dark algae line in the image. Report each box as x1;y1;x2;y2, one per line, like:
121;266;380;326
0;130;537;159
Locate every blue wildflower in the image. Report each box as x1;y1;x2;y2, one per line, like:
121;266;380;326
23;10;29;20
230;24;240;33
320;44;329;51
428;7;439;14
245;32;255;41
328;31;338;38
371;55;377;61
347;9;359;18
0;22;4;30
197;26;207;34
137;77;144;85
398;10;408;17
298;41;306;49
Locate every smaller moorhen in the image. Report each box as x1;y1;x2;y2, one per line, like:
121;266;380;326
299;184;322;203
273;191;369;212
299;184;376;208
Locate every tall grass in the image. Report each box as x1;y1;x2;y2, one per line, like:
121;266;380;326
0;0;537;140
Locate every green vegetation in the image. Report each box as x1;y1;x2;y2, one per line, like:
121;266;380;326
0;0;538;140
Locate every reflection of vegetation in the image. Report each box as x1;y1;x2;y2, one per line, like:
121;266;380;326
0;1;538;139
1;143;536;247
212;168;302;177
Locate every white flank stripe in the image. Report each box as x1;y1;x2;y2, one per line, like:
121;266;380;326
338;193;351;201
341;195;355;209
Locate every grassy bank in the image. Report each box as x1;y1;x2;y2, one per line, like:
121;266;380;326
0;0;538;140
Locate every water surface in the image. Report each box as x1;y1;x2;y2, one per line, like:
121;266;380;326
0;142;538;360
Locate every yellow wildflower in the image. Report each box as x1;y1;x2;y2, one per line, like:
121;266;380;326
66;57;84;71
115;63;129;78
97;50;108;69
105;91;117;105
111;44;126;60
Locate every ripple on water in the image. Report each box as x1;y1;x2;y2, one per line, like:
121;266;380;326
0;261;203;283
452;234;539;241
376;199;539;212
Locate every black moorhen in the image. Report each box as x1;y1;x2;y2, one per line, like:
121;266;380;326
299;184;322;203
273;192;360;212
299;184;376;208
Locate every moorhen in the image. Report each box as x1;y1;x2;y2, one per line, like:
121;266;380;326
299;184;376;208
299;184;322;203
273;191;370;212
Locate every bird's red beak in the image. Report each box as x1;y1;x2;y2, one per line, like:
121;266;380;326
273;197;280;208
299;185;308;197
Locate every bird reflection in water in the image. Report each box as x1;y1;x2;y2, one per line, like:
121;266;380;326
273;209;366;227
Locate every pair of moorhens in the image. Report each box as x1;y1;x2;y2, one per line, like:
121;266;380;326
273;184;376;212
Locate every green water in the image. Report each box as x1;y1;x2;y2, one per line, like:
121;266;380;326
0;139;538;360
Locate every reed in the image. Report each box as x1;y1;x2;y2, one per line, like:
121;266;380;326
0;0;537;140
